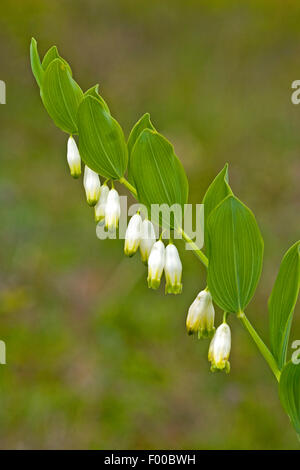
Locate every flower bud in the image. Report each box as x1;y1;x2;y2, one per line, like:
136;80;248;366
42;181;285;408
186;290;215;338
208;323;231;373
124;213;142;257
139;219;156;264
94;184;109;222
105;188;121;230
164;243;182;294
83;165;101;206
147;240;165;289
67;136;81;178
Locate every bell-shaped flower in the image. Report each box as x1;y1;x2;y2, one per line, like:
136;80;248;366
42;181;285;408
164;243;182;294
94;184;109;222
139;219;156;264
105;188;121;230
208;323;231;373
83;165;101;206
124;213;142;257
67;136;81;178
186;290;215;338
147;240;165;289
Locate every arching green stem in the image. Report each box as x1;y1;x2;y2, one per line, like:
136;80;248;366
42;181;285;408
180;229;209;268
237;311;281;382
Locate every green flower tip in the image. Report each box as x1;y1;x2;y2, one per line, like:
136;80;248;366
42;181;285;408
87;199;98;207
210;361;230;374
95;214;105;223
147;277;161;290
198;326;215;340
165;283;182;295
124;248;136;258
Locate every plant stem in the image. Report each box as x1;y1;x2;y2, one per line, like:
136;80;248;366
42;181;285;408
237;311;281;382
119;177;137;198
180;229;209;268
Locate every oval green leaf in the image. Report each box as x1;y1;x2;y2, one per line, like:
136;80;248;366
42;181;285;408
30;38;44;88
269;241;300;370
279;361;300;434
128;129;188;229
41;58;83;134
207;195;264;313
77;95;127;179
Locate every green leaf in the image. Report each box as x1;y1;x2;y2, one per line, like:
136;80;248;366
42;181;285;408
77;95;127;179
41;45;72;75
269;241;300;370
30;38;44;88
127;113;156;156
40;58;83;134
207;195;264;313
279;361;300;434
84;84;110;114
128;129;188;229
202;164;232;247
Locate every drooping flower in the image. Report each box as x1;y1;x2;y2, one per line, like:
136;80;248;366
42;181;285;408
124;213;142;257
139;219;156;264
105;188;121;230
67;136;81;178
208;323;231;373
164;243;182;294
186;290;215;337
94;184;109;222
83;165;101;206
147;240;165;289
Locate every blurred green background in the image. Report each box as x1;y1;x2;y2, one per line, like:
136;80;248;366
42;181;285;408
0;0;299;449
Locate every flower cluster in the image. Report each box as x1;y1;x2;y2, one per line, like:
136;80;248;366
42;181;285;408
124;213;183;294
67;136;183;294
67;135;231;372
186;289;231;373
67;136;121;230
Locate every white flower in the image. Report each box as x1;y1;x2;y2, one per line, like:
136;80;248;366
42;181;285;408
208;323;231;373
186;290;215;338
83;165;101;206
105;188;121;230
94;184;109;222
164;243;182;294
67;136;81;178
139;219;156;264
147;240;165;289
124;213;142;257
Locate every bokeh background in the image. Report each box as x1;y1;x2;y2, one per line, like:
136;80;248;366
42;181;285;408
0;0;299;449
